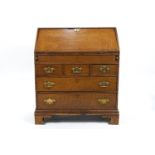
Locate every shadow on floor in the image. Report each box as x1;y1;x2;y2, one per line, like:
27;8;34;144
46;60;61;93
44;115;109;123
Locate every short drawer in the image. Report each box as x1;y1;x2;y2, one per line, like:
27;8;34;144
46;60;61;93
36;55;119;64
36;64;62;76
64;65;89;76
37;93;117;110
36;77;117;92
91;65;118;76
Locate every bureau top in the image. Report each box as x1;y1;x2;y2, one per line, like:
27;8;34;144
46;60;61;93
35;28;119;53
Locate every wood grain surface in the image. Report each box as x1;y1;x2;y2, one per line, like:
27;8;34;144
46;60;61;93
36;77;117;92
35;28;119;52
34;28;120;124
37;93;117;110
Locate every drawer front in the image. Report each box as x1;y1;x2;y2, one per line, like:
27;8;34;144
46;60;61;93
64;65;89;76
36;77;117;91
37;93;117;110
36;55;118;64
91;65;118;76
36;64;62;76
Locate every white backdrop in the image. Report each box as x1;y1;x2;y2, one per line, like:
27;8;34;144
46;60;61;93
0;0;155;155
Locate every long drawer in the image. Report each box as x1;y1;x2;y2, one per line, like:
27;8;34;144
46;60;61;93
36;55;119;64
37;93;117;110
36;77;117;91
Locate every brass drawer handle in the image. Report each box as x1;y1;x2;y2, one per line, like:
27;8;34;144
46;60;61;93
98;98;110;105
98;81;109;87
72;67;82;74
74;28;80;32
44;66;55;73
115;55;119;61
100;65;110;73
44;98;56;105
44;81;55;88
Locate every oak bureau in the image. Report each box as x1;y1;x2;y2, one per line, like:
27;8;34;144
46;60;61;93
34;28;120;124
